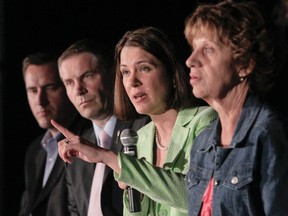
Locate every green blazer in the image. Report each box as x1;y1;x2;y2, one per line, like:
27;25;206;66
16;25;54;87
115;106;217;216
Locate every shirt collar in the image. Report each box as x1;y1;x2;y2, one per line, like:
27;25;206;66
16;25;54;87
92;115;117;142
41;130;61;153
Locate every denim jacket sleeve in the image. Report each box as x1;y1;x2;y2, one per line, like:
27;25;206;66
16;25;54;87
258;116;288;215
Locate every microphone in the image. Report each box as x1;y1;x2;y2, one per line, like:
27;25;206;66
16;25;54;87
120;129;141;213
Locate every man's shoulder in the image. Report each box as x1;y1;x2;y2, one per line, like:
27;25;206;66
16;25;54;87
115;116;151;131
131;116;151;131
69;114;93;135
24;132;46;160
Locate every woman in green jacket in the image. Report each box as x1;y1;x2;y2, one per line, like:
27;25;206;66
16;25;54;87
54;27;217;215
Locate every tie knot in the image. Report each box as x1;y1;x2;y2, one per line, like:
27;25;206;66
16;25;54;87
99;130;112;149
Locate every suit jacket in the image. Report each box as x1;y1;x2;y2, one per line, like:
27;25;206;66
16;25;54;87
18;114;91;216
66;116;150;216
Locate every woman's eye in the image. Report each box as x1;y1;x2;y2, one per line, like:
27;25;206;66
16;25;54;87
121;70;130;77
140;66;150;73
203;47;214;54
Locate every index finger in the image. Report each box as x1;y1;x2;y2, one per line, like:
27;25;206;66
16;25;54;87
51;119;75;138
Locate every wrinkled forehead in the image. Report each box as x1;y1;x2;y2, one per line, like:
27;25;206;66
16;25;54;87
185;20;228;46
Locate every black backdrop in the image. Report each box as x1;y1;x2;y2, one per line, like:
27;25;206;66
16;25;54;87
1;0;282;215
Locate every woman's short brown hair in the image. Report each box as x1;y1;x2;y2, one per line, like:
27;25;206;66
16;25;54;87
184;1;274;94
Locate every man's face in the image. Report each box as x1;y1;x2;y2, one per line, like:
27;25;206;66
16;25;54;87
24;63;69;129
59;52;107;121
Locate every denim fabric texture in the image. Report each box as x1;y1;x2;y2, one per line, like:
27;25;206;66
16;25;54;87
186;94;288;216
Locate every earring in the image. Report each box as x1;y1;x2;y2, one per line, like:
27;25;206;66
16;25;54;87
240;77;244;82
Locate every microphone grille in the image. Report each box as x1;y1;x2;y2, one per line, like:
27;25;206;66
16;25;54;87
120;129;138;146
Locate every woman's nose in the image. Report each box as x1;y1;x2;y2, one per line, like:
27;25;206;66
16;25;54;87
129;72;141;87
186;50;201;68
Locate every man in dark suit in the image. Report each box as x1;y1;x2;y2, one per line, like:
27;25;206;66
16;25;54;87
19;52;89;216
57;39;149;216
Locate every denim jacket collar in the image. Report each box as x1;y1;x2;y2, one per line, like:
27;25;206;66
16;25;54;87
204;94;263;150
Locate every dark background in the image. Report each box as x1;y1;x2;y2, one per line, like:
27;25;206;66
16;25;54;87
0;0;285;215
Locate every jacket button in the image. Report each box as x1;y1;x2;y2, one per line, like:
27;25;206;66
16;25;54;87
231;176;239;184
214;180;220;186
159;209;167;216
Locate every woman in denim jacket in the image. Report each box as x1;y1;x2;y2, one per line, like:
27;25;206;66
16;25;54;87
184;1;288;215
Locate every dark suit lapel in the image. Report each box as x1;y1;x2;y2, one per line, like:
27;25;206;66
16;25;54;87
82;125;96;143
32;134;66;207
81;125;97;180
102;119;129;180
111;119;130;153
28;143;46;211
33;117;88;203
72;125;97;204
35;157;65;205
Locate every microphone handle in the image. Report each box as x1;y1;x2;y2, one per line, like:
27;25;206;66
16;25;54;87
123;145;141;212
127;186;142;212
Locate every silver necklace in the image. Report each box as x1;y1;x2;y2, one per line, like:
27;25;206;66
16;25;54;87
155;127;168;150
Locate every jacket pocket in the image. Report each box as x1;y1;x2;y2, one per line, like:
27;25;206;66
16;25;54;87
222;164;254;190
185;164;213;190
